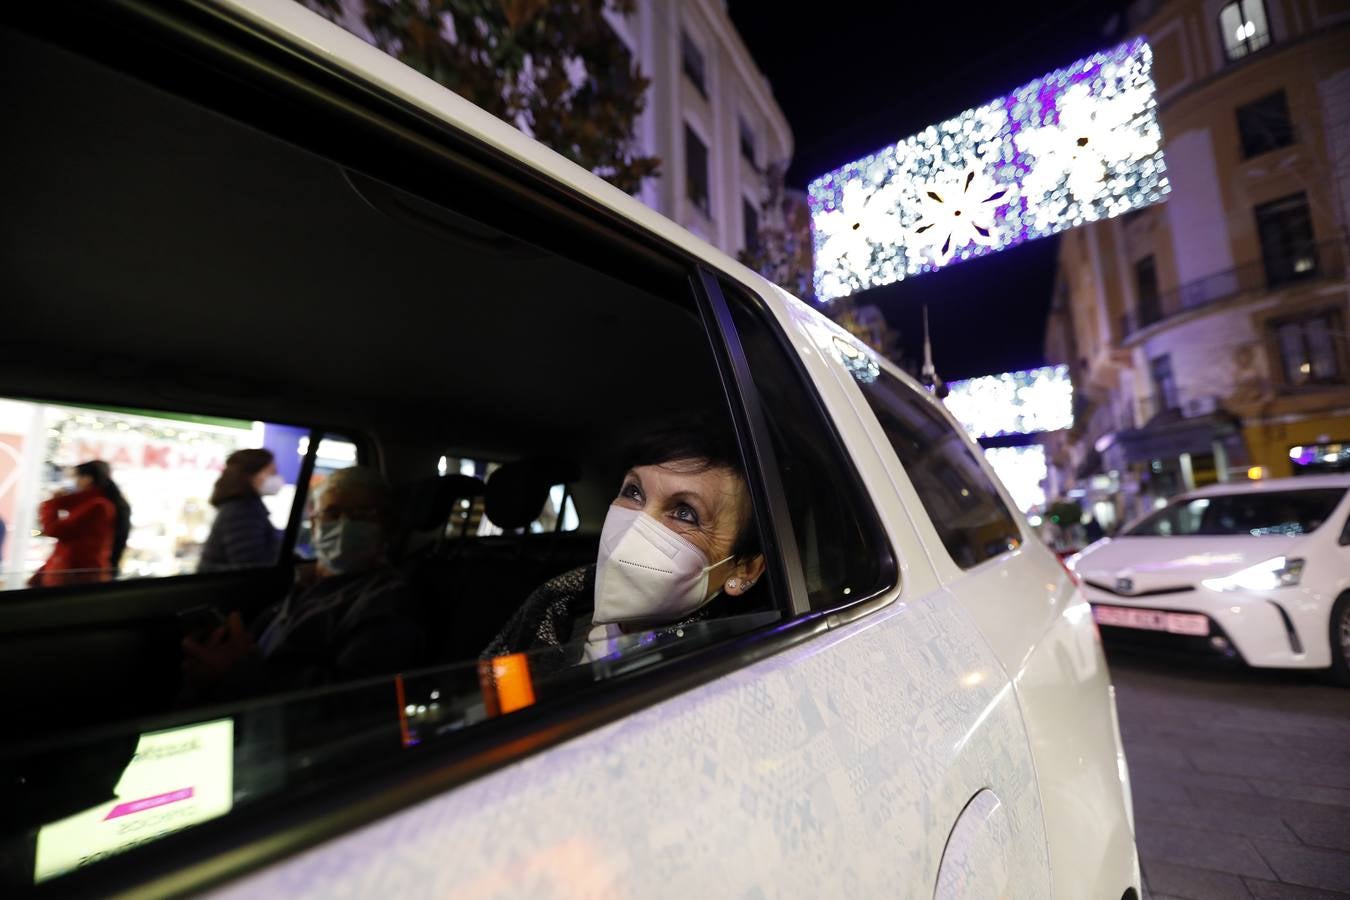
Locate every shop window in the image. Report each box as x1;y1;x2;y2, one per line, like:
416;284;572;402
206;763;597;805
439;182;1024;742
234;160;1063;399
1289;442;1350;476
742;197;760;254
1150;354;1179;414
1218;0;1271;62
0;399;321;590
1255;193;1318;288
1272;310;1345;386
681;31;706;98
1135;255;1161;327
685;124;710;217
1236;90;1294;158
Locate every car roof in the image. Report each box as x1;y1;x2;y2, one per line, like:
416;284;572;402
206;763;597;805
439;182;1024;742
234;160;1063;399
1180;474;1350;500
221;0;814;323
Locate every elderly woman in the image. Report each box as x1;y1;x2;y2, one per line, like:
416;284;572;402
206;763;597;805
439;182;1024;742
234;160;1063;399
182;466;423;698
485;423;767;662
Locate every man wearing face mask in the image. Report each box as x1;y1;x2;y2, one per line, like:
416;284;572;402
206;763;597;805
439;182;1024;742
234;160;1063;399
182;466;423;699
483;422;767;664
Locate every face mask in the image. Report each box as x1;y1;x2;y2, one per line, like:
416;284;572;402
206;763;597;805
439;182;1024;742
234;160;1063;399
593;505;732;627
259;474;285;496
314;518;382;574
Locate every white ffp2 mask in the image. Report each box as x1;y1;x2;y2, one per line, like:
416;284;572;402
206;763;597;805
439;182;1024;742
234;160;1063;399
593;505;732;627
259;474;285;496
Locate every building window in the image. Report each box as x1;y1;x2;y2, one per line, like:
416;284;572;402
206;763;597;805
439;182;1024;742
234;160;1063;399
1151;354;1179;414
685;125;710;217
1135;255;1161;327
1273;310;1345;386
1219;0;1271;62
1236;90;1294;158
739;117;756;167
681;31;706;98
1255;193;1318;288
742;197;760;253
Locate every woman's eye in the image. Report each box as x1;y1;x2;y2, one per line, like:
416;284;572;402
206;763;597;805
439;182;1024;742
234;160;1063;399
621;483;642;501
673;504;699;525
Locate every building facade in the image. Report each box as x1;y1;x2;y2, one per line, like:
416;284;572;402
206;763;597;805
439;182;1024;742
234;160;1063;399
605;0;793;258
1044;0;1350;528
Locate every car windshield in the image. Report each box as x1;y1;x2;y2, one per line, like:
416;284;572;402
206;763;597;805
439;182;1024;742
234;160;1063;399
1125;488;1347;537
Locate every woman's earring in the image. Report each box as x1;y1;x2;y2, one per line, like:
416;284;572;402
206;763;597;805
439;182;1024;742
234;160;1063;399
728;578;741;591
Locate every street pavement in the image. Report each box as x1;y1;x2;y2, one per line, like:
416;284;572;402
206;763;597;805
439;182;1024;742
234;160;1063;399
1108;647;1350;899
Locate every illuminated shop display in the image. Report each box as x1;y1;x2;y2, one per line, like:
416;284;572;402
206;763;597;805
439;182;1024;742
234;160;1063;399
944;365;1073;439
809;37;1167;300
983;445;1049;513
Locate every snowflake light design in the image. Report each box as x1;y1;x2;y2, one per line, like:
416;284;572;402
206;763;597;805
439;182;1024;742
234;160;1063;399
911;162;1010;265
808;38;1168;301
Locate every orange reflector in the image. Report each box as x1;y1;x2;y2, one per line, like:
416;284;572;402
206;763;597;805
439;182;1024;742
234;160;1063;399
479;653;536;717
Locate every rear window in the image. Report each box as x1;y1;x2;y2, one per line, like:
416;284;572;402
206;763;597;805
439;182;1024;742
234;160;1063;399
840;352;1022;569
1126;488;1348;537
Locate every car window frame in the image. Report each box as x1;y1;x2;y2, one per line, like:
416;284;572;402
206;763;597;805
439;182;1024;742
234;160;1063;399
2;6;887;897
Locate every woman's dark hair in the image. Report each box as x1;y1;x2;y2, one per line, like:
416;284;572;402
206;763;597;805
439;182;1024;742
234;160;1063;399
621;417;761;560
75;460;131;571
210;448;275;508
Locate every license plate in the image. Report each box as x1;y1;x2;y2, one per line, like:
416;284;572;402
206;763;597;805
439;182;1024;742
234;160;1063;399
1093;604;1210;636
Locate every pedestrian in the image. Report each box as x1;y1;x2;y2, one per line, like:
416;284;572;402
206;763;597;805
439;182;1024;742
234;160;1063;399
30;461;119;587
199;448;282;572
86;460;132;577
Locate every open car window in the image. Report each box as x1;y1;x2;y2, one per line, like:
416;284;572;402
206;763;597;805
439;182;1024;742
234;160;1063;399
0;15;809;892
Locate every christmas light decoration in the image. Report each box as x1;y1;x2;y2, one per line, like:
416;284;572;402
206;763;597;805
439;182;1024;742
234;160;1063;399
808;37;1167;300
983;445;1049;513
944;365;1073;439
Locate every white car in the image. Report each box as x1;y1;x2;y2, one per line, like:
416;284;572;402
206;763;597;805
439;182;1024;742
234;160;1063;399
1070;475;1350;684
0;2;1137;898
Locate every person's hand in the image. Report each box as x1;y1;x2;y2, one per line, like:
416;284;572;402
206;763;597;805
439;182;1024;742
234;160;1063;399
182;611;255;687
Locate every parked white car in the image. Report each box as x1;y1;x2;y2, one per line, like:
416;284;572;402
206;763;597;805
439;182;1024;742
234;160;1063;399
1070;475;1350;684
0;2;1137;898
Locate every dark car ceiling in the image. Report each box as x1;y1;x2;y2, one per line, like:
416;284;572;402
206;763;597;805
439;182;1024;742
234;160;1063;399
0;26;722;466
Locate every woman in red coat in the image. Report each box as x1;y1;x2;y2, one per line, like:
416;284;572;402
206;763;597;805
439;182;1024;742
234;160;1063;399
31;461;118;587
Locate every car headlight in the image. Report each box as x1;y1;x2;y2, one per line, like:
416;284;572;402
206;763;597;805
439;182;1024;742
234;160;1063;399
1201;556;1304;592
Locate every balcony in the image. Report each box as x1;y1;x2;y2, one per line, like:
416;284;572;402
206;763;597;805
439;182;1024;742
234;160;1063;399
1121;238;1347;339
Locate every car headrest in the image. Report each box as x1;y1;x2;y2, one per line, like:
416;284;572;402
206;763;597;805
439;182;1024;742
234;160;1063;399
485;457;580;530
397;474;486;532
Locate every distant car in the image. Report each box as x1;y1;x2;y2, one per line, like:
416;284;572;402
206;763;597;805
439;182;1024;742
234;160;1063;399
1069;475;1350;684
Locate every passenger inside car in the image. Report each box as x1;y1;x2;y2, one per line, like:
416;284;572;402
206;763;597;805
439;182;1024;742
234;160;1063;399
181;466;423;699
484;421;767;665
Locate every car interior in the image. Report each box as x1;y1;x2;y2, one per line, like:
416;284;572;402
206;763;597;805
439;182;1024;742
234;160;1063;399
0;21;769;734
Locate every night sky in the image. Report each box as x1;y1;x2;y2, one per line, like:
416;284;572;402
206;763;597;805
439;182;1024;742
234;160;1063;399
728;0;1127;380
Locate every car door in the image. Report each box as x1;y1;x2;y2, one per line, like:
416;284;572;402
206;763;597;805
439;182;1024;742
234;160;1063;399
807;322;1138;898
205;277;1052;900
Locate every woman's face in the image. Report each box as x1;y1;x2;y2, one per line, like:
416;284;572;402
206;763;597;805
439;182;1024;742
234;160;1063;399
72;472;95;492
613;458;764;598
251;462;278;491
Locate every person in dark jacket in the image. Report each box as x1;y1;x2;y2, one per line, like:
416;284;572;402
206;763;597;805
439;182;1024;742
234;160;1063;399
199;448;282;572
30;461;119;587
483;421;767;665
85;460;132;576
181;466;423;699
